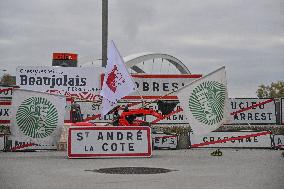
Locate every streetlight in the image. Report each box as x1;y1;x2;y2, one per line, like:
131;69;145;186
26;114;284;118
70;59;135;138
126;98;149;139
102;0;108;68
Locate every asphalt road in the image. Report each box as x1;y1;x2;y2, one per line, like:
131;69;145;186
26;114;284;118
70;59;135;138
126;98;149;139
0;149;283;189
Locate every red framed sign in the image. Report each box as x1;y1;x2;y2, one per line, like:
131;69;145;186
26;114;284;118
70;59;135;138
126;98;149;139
273;135;284;149
68;126;152;158
0;101;11;124
101;74;202;100
152;133;178;149
227;98;276;124
0;86;14;99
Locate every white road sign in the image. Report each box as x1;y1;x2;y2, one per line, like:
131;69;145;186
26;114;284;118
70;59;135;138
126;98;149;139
0;101;11;124
191;131;272;148
152;133;178;149
124;74;202;99
16;66;103;101
68;126;152;158
228;98;276;124
273;135;284;149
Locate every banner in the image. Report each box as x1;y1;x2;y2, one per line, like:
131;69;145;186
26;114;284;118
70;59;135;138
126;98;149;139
177;67;229;135
68;126;152;158
100;40;136;115
1;98;72;125
77;97;278;125
10;89;66;147
77;100;185;124
16;66;103;101
228;98;276;124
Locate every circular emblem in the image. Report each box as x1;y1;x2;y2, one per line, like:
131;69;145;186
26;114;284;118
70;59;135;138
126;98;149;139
16;97;58;138
189;81;226;125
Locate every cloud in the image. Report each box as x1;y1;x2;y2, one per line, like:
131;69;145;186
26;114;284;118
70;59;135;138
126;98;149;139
0;0;283;97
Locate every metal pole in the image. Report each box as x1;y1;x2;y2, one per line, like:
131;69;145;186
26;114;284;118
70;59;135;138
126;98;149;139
102;0;108;67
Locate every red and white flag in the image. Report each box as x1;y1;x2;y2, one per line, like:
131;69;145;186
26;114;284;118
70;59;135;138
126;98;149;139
100;40;136;115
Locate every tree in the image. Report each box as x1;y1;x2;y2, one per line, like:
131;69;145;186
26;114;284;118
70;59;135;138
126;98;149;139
256;81;284;98
0;73;16;86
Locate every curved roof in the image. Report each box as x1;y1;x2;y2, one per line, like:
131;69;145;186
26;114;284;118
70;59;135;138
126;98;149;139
124;53;190;74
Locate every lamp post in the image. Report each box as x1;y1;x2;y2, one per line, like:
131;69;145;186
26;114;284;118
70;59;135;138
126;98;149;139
102;0;108;68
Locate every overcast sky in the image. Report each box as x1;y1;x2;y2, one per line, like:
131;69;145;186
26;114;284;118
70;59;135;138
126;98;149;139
0;0;283;97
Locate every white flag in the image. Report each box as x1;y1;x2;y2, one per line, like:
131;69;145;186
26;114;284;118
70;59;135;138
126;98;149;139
177;67;229;135
101;97;117;116
100;40;136;115
10;89;66;147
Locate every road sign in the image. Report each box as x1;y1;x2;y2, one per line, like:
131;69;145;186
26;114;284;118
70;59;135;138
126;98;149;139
68;126;152;158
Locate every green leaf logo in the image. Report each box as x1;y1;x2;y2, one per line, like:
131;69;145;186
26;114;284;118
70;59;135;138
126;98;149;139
189;81;226;125
16;97;58;138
